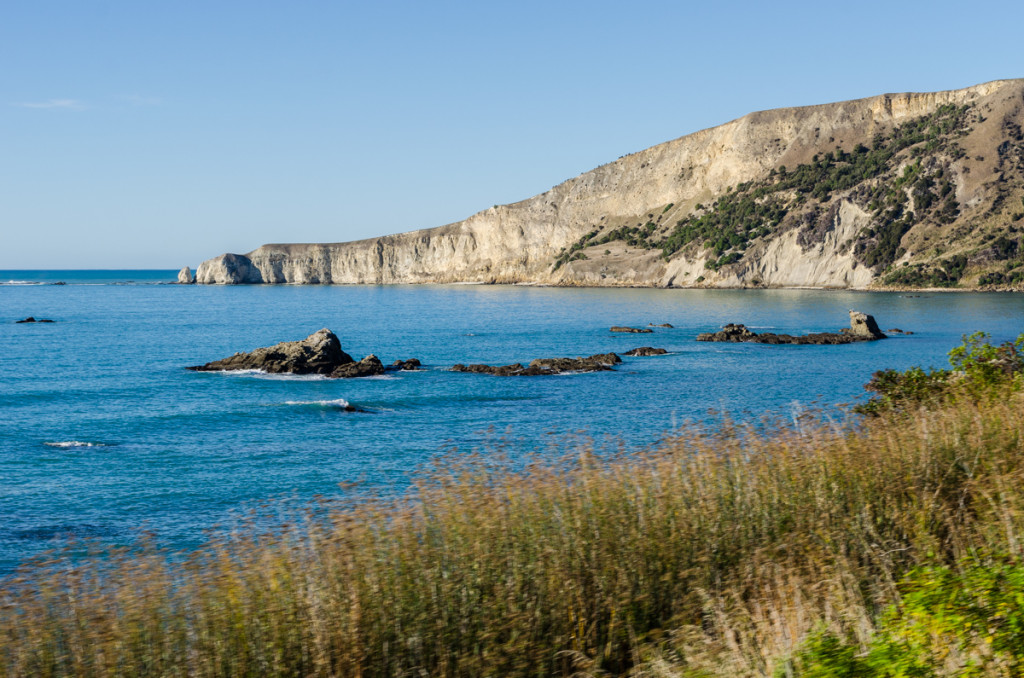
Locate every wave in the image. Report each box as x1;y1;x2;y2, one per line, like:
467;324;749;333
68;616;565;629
284;398;351;409
43;441;112;448
2;280;47;285
283;398;376;413
212;369;330;381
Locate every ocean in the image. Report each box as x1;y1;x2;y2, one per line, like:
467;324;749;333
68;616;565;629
2;270;1022;573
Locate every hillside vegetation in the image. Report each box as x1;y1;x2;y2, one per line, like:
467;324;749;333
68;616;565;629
2;336;1024;677
558;100;1024;288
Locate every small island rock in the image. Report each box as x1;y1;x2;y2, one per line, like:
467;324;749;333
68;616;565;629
611;326;653;334
624;347;668;356
452;353;621;376
177;267;195;284
697;311;887;345
188;329;354;375
389;358;423;371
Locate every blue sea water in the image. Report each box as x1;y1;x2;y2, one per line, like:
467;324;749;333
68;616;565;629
1;270;1022;574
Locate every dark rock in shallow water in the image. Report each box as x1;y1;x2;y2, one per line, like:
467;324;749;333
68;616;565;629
886;328;914;335
330;355;385;379
696;311;888;345
648;323;674;328
16;317;55;323
388;358;422;371
188;328;356;375
452;353;621;376
610;326;653;333
624;347;668;356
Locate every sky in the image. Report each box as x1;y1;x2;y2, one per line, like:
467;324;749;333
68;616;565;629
2;1;1023;269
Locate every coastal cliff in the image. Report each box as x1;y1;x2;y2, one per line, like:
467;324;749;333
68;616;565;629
197;79;1024;289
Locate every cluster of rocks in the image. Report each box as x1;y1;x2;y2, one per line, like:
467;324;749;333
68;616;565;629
697;311;887;344
189;312;892;381
16;317;55;323
452;353;622;377
187;329;422;379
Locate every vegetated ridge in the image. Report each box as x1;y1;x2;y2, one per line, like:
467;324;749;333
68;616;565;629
196;79;1024;289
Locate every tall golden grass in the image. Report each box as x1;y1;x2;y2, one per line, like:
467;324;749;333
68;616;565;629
2;389;1023;677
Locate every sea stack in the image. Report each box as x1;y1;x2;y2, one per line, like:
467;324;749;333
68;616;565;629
177;267;195;284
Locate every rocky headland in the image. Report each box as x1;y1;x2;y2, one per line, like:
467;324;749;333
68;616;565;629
195;79;1024;290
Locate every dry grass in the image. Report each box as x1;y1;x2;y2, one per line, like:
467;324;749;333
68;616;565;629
2;390;1023;677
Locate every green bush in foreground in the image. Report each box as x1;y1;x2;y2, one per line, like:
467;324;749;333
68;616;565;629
2;341;1024;676
791;560;1024;677
857;332;1024;414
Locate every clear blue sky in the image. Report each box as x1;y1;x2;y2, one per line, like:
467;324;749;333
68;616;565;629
2;1;1022;269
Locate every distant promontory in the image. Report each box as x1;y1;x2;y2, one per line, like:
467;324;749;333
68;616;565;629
196;79;1024;290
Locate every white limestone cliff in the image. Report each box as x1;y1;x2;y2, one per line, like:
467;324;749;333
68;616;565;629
196;79;1023;288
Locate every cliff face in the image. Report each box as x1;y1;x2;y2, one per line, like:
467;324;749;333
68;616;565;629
197;79;1024;288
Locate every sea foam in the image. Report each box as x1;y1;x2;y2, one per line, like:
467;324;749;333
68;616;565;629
284;398;351;409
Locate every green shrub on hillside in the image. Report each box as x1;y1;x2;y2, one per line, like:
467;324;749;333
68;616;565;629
555;104;971;274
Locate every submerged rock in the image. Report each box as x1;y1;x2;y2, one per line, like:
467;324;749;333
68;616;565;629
624;347;668;356
188;328;355;375
648;323;674;328
452;353;621;376
610;326;653;333
697;311;888;344
15;317;55;323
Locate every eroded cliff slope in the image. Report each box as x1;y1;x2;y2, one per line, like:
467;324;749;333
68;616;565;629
197;80;1024;289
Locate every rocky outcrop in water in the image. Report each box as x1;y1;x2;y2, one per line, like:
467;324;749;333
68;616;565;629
177;267;195;284
195;80;1024;290
611;326;653;334
15;317;54;323
188;329;352;374
186;329;413;378
452;353;621;376
624;347;668;356
697;311;887;344
389;359;423;371
330;355;385;378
